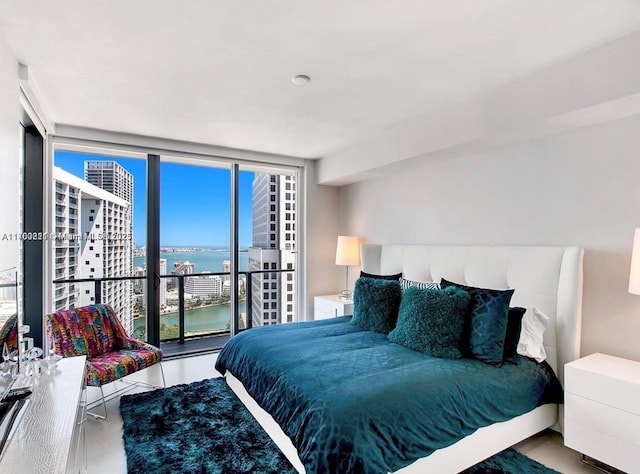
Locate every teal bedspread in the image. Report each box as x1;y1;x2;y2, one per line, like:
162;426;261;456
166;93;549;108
215;317;561;474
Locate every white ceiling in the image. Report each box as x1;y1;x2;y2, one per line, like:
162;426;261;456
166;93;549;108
1;0;640;159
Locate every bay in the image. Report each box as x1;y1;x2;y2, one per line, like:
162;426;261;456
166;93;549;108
134;300;248;336
134;248;250;274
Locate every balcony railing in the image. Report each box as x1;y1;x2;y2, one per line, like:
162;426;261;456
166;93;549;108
53;268;296;356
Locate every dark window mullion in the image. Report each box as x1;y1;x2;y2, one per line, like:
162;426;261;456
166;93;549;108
23;125;44;348
146;154;160;347
230;163;239;336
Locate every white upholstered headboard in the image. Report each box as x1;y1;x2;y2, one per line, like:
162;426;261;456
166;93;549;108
361;244;583;386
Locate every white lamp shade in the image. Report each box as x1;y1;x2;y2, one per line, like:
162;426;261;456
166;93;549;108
335;236;360;266
630;228;640;295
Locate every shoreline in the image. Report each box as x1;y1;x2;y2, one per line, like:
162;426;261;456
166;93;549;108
133;298;246;320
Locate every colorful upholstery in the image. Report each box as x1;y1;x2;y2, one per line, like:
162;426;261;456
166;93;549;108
0;314;18;362
46;304;162;387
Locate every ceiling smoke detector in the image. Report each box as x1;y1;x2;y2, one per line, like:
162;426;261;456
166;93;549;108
292;74;311;85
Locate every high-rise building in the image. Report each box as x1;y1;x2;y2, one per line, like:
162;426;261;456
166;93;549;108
84;161;133;203
52;167;134;332
248;173;296;327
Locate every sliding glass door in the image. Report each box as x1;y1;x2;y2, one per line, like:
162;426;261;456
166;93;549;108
157;158;233;350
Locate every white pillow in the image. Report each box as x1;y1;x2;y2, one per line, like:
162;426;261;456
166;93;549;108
517;307;549;363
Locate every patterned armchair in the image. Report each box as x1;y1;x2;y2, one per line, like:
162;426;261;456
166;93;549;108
0;314;18;362
45;304;164;418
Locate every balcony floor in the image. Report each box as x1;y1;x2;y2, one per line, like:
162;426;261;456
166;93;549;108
160;333;232;358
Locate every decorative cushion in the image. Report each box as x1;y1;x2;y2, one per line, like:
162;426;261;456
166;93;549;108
517;307;550;363
359;271;402;281
85;348;162;387
440;279;514;366
503;307;526;364
351;277;402;334
399;277;440;293
388;286;471;359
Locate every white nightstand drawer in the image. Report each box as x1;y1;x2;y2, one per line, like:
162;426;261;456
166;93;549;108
565;393;640;446
565;419;640;474
314;295;353;319
565;353;640;416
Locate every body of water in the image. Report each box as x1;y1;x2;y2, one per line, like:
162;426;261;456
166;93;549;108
134;248;249;274
134;300;247;336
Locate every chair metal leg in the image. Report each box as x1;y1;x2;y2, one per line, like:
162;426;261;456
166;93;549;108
86;386;108;420
159;361;166;388
84;361;165;421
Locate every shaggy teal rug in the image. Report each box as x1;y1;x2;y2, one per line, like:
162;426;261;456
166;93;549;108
120;378;561;474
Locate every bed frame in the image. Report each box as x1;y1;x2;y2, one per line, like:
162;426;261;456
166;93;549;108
226;244;584;473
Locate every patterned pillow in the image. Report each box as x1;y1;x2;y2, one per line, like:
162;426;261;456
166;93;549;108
399;277;440;293
359;271;402;281
351;277;402;334
440;279;514;366
503;307;526;364
388;286;471;359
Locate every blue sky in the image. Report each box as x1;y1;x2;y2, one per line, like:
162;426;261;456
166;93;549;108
54;151;255;247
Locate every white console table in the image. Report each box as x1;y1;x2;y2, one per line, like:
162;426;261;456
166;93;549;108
1;356;87;473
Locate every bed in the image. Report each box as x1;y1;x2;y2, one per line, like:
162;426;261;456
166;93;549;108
216;244;584;473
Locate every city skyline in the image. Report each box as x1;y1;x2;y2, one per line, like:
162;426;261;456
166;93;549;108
54;151;256;248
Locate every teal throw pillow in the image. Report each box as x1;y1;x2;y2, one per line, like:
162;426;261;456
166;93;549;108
351;277;401;334
440;278;514;366
388;286;471;359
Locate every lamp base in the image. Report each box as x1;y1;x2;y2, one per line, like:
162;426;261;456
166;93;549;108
339;290;352;301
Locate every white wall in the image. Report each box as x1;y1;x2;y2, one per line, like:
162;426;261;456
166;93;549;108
339;114;640;362
0;34;20;273
303;162;341;319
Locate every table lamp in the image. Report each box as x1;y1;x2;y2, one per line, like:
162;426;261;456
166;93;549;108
336;236;360;300
629;228;640;295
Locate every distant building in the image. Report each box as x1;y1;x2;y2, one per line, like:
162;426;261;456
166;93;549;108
159;258;167;307
222;260;230;282
185;273;222;299
249;173;296;327
172;260;196;288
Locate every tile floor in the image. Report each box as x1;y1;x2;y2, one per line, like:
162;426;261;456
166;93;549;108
84;353;597;474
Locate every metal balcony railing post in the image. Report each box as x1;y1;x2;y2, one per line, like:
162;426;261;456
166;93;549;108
94;279;102;304
178;276;185;344
246;271;252;330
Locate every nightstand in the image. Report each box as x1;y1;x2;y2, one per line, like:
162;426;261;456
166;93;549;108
314;294;354;320
564;353;640;473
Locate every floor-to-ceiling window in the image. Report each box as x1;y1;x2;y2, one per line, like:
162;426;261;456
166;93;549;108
49;145;302;355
